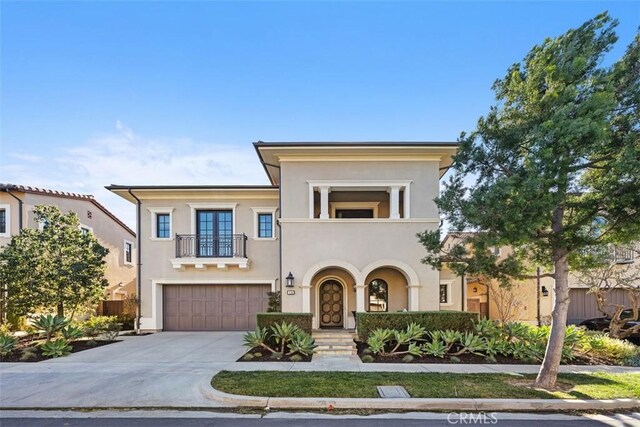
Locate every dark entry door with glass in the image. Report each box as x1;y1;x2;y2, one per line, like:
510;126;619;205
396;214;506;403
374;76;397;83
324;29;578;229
319;280;344;328
197;210;232;257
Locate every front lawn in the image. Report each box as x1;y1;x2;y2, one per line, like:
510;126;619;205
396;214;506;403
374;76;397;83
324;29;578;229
211;371;640;400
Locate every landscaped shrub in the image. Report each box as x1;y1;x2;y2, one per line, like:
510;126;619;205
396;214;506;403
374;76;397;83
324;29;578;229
61;325;84;341
242;321;317;359
31;314;69;342
578;331;640;364
0;335;18;356
356;311;477;341
360;319;625;364
83;316;121;340
256;313;313;334
40;338;72;358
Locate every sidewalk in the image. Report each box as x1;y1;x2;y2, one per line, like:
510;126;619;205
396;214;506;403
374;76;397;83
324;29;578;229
225;355;640;374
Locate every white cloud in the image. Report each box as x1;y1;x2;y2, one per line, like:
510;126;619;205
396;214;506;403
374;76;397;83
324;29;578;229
0;122;270;229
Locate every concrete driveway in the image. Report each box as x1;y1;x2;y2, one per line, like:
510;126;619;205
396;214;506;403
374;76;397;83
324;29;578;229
0;332;246;408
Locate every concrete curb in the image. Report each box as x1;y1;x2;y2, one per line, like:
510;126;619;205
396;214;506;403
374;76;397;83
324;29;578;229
201;383;640;411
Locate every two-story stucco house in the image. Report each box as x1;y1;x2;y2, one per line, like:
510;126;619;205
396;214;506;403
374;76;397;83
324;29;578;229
0;184;137;301
108;141;458;332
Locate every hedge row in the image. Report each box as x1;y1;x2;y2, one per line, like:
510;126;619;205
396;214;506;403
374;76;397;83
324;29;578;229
256;312;313;334
355;311;478;340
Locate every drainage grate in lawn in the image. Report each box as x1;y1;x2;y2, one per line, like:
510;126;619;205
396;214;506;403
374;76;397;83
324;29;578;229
377;385;411;398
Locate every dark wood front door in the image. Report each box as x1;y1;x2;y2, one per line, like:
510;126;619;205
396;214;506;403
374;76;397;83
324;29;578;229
319;280;344;328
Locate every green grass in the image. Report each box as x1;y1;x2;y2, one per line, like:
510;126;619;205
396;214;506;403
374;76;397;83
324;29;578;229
211;371;640;400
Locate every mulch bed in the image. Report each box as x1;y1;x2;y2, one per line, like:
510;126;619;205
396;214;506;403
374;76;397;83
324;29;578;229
355;341;590;365
237;347;312;362
0;339;119;363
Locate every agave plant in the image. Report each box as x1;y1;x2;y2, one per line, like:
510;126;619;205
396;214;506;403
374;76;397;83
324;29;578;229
61;325;84;341
287;330;317;356
451;332;486;356
271;322;300;354
439;330;463;352
501;322;529;342
40;338;72;358
474;318;500;339
421;339;447;358
366;328;393;355
32;315;69;342
243;327;277;354
0;335;18;357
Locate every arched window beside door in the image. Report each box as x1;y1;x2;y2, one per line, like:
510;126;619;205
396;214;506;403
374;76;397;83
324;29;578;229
368;279;388;312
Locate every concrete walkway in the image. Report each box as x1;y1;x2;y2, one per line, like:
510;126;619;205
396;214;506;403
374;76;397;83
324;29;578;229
226;355;640;374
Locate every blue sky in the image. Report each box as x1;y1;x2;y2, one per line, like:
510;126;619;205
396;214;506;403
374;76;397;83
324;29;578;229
1;1;638;228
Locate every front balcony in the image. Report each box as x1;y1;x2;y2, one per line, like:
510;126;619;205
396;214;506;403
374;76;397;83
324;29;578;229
170;233;250;270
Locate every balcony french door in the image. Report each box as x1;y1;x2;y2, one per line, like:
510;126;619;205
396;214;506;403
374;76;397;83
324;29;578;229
197;210;233;257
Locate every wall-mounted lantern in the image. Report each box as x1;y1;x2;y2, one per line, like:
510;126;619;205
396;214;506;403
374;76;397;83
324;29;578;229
541;286;549;297
286;272;295;288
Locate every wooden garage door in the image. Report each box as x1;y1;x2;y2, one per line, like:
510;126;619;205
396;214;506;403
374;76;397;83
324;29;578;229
568;288;630;324
163;284;269;331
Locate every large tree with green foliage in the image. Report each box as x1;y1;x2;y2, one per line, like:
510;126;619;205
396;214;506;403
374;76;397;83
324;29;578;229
0;205;109;319
419;13;640;388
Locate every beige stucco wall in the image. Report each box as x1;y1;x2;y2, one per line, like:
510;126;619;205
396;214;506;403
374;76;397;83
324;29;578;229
0;191;136;302
279;160;441;323
137;195;280;330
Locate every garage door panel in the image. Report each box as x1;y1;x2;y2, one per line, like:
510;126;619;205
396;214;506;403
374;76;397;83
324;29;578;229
163;284;269;331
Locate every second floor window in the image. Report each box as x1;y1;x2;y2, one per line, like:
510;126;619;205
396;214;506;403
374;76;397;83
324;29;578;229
156;213;170;238
125;241;133;264
258;213;273;238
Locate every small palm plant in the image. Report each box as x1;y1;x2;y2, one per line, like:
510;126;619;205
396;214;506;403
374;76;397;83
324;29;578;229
32;315;69;342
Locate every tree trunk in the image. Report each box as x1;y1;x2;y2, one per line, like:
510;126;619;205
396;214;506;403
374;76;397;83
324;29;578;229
57;302;64;317
535;249;570;388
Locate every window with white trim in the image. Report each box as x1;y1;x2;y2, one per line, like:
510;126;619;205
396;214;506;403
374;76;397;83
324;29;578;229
147;208;174;240
251;207;277;239
0;205;9;237
439;282;451;305
124;240;134;265
258;213;273;238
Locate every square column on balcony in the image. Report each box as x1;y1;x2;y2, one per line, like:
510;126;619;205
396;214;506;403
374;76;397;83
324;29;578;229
319;185;331;219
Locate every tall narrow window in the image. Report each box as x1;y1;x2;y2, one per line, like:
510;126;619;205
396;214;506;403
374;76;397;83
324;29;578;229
0;209;6;234
124;241;133;264
156;213;170;238
368;279;388;312
258;213;273;238
439;284;449;304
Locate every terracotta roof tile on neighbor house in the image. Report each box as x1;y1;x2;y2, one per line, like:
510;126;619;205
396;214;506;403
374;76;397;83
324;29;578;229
0;183;135;237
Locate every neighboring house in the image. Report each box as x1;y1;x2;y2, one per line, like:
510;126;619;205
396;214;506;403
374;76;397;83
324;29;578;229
440;232;639;325
0;184;136;301
108;141;458;332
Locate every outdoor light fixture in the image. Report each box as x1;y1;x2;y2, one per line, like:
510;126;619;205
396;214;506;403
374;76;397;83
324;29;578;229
473;287;478;293
286;272;294;288
541;286;549;297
